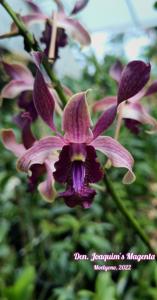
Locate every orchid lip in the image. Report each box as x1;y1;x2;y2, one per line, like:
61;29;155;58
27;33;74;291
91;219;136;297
72;161;85;193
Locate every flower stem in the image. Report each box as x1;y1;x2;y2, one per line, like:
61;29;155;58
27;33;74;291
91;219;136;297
0;0;67;106
105;103;124;168
114;103;124;140
104;173;157;257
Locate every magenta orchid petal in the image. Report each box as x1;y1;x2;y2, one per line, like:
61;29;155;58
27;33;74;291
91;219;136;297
13;112;36;149
124;119;141;135
11;14;48;33
54;0;65;13
28;164;45;192
121;102;157;133
21;13;48;24
17;92;38;122
62;92;93;143
92;105;117;139
127;89;145;103
62;85;73;97
21;120;36;148
58;15;91;46
31;51;44;68
90;136;135;184
33;69;56;131
26;0;42;13
93;96;117;112
17;136;65;173
109;60;123;83
38;159;57;202
1;129;25;157
1;80;33;99
1;62;34;99
144;80;157;97
120;102;143;121
71;0;89;15
117;61;151;104
49;88;63;116
60;186;96;208
53;145;71;183
2;61;33;82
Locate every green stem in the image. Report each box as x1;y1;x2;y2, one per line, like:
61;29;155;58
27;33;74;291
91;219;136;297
104;173;157;257
0;0;67;106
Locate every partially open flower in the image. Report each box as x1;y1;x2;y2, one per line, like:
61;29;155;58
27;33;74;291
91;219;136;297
93;60;157;134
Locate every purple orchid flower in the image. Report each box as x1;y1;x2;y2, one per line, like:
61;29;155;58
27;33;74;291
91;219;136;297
0;61;38;147
51;0;91;46
16;89;135;208
1;0;91;59
0;75;130;207
93;60;157;134
0;60;63;107
0;61;34;99
1;60;150;208
0;61;61;201
35;0;91;59
1;128;58;202
0;59;64;147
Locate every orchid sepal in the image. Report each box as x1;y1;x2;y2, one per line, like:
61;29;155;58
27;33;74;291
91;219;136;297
62;91;93;143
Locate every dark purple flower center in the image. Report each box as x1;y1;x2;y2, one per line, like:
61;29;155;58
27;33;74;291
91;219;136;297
53;144;103;208
40;21;68;59
124;118;141;135
72;161;85;192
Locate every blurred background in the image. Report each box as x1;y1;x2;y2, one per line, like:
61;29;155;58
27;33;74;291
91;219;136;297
1;0;157;299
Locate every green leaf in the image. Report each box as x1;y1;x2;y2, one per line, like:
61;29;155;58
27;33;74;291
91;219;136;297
94;273;117;300
77;289;94;300
5;266;36;300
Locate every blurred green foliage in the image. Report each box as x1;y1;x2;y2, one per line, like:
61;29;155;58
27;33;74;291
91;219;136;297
1;44;157;300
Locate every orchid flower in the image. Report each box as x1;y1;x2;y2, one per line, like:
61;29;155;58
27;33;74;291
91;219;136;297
0;59;64;147
0;61;37;148
0;53;72;150
1;62;62;201
93;60;157;134
0;59;56;197
1;60;150;208
0;61;34;99
1;0;91;59
1;128;58;202
0;60;62;109
16;88;135;208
